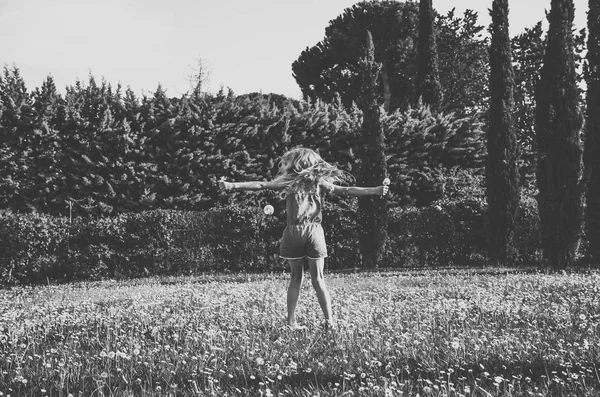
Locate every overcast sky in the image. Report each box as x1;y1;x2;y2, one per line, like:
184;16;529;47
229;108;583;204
0;0;588;99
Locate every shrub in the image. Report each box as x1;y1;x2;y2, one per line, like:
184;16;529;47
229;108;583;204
0;210;70;284
322;200;361;270
386;197;541;268
200;204;285;272
385;198;486;267
513;196;542;264
63;210;212;280
0;197;545;286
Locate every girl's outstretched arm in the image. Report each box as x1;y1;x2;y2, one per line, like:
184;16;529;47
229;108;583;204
218;179;287;192
325;182;389;197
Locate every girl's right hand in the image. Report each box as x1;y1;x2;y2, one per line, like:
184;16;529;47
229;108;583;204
218;178;232;191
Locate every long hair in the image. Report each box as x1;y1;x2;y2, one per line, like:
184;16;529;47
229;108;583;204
274;147;353;192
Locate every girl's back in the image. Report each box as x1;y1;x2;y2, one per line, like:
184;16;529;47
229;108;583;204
284;179;330;226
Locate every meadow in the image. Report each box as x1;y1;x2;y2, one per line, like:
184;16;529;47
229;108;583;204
1;270;600;397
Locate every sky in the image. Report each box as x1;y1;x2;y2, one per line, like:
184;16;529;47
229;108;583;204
0;0;588;100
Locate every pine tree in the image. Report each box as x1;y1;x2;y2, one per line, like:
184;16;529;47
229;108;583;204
416;0;443;110
486;0;519;262
54;76;118;217
535;0;584;270
27;75;64;213
0;66;37;212
356;31;389;268
585;0;600;262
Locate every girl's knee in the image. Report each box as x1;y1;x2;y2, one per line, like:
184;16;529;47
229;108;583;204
290;271;303;282
311;276;326;290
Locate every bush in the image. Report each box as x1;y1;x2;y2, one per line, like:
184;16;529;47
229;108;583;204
513;197;542;264
200;204;285;272
385;198;486;267
385;197;542;268
63;210;212;280
0;210;70;284
322;200;361;270
0;197;545;286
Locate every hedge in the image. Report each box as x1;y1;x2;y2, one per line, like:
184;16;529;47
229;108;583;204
0;198;543;286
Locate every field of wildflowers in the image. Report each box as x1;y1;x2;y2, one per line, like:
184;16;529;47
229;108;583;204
1;270;600;396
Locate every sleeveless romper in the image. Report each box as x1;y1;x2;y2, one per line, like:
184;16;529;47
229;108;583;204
279;182;332;260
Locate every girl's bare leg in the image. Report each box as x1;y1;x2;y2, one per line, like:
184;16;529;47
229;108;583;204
287;259;304;328
308;258;333;325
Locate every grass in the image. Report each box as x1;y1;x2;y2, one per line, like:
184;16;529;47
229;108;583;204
1;270;600;396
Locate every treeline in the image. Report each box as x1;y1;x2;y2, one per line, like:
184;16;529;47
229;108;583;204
0;68;485;218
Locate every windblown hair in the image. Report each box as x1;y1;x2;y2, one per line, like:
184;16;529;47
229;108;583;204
274;147;353;192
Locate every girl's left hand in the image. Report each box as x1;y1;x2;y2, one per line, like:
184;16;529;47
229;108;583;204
380;185;389;196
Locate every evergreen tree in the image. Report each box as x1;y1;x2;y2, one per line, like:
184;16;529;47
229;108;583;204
384;103;485;206
292;2;489;115
511;22;545;188
292;1;419;112
0;66;36;212
27;75;64;213
416;0;443;110
585;0;600;262
0;65;486;216
435;9;489;115
356;31;389;267
53;76;123;217
535;0;584;270
511;23;587;190
486;0;519;262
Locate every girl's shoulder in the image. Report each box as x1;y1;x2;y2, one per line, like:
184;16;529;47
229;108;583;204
318;178;335;194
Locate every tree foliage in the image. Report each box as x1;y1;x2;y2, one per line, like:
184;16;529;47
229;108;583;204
511;22;587;189
355;31;389;268
486;0;519;262
293;1;418;112
292;1;488;115
435;9;489;115
511;22;545;188
416;0;443;110
0;66;486;218
535;0;584;270
384;104;486;207
585;0;600;263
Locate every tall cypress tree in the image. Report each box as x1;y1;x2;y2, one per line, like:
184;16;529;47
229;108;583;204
585;0;600;261
535;0;584;270
356;31;389;268
486;0;519;262
416;0;443;110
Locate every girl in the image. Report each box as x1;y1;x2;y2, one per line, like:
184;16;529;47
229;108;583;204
218;147;388;330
